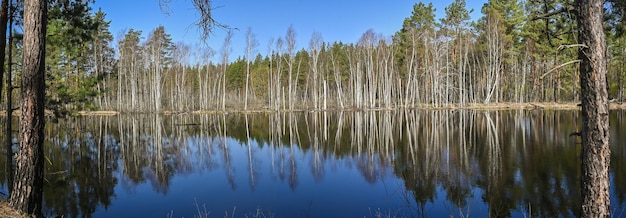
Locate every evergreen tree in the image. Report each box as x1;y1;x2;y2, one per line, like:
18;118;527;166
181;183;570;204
46;0;100;116
393;2;436;76
441;0;471;104
144;26;173;112
90;9;115;110
117;29;143;111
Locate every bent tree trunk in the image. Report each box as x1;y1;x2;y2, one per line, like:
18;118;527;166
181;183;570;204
9;0;47;216
577;0;610;217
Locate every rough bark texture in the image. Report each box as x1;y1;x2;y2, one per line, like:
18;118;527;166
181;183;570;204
8;0;47;217
577;0;611;217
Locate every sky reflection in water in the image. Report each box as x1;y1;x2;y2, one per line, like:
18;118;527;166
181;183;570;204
2;110;625;217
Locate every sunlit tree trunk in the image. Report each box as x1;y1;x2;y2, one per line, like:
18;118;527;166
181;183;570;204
329;48;344;109
275;39;284;111
9;0;46;216
220;30;233;111
309;32;322;110
483;15;503;105
577;0;610;216
617;42;626;103
285;26;296;110
244;27;258;111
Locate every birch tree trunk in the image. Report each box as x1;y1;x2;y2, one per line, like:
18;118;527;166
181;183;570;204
285;26;296;110
221;30;233;111
244;27;258;111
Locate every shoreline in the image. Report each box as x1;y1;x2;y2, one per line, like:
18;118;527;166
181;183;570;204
0;102;625;116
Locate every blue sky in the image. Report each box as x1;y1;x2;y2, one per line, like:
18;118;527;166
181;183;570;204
92;0;486;61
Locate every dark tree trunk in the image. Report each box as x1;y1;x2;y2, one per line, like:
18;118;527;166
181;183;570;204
0;0;9;102
8;0;47;217
4;0;14;195
577;0;611;217
0;0;9;192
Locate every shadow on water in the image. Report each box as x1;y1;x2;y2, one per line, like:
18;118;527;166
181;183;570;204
0;110;625;217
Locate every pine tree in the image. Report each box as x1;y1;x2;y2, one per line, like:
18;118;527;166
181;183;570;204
91;9;115;110
46;0;100;116
117;29;143;111
9;0;46;215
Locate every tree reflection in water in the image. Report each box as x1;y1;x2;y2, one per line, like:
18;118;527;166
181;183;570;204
0;110;624;217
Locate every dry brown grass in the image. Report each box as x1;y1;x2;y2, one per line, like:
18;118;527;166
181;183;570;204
0;200;24;218
77;110;119;116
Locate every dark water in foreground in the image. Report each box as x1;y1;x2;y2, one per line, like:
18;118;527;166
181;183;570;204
1;110;625;217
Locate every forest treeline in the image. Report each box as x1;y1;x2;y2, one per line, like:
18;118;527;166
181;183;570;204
3;0;626;113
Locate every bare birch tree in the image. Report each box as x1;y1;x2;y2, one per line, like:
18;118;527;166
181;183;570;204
482;15;503;105
220;30;233;111
244;27;258;110
285;26;297;110
309;31;323;110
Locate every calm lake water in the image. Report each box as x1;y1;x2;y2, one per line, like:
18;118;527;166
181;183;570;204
1;109;625;217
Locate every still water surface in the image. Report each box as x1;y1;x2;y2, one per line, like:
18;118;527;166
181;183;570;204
2;110;626;217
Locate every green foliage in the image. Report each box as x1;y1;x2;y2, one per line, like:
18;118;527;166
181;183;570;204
45;0;109;116
26;0;625;112
606;0;626;37
393;2;437;75
145;26;174;69
442;0;471;30
226;57;246;90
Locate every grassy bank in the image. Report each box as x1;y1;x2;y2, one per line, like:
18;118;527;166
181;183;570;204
0;200;23;218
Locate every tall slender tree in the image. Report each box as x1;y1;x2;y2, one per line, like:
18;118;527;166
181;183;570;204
4;0;15;197
117;29;143;111
220;30;233;111
91;9;115;110
145;26;173;112
0;0;9;102
441;0;471;105
244;27;258;110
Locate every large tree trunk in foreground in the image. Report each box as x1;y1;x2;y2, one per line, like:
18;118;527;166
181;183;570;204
9;0;47;216
577;0;610;217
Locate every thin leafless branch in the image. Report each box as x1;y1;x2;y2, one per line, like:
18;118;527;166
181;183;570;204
540;59;581;79
159;0;232;41
191;0;232;41
531;5;576;21
558;44;588;51
159;0;172;16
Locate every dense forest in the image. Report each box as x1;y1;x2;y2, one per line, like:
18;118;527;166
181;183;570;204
2;0;626;113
